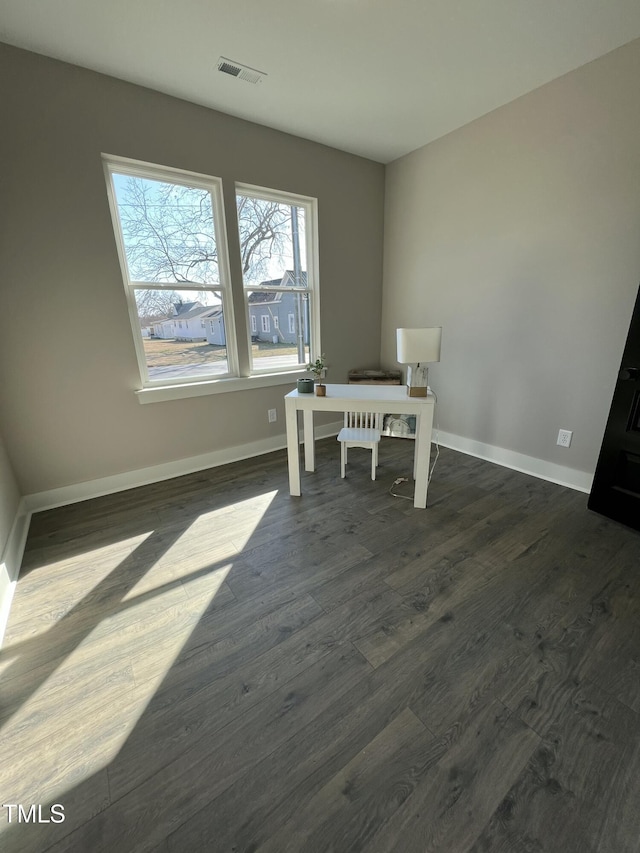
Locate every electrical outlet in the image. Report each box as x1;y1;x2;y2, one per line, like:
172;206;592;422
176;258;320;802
557;429;572;448
268;408;277;423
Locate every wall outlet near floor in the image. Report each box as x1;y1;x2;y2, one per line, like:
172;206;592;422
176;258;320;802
268;408;277;423
557;429;573;448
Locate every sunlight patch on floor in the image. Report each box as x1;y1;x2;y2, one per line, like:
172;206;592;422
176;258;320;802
1;563;232;809
1;489;278;812
3;534;153;644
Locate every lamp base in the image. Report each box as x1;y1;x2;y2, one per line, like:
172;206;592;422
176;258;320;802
406;364;429;396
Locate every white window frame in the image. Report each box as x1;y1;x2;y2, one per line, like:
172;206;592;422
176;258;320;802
103;156;321;402
236;182;320;377
288;313;295;334
273;316;279;329
251;315;257;333
261;315;270;333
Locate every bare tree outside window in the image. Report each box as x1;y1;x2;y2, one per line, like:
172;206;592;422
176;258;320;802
236;195;292;283
116;176;293;290
134;288;181;324
116;177;220;285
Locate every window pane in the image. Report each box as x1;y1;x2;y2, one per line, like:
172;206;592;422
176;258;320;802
246;290;310;371
136;289;229;381
237;189;315;374
113;174;220;285
236;195;307;288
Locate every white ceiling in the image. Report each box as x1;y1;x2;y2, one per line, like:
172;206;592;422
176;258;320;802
2;0;640;163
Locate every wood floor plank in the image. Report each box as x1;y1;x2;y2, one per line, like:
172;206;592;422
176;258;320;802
256;707;432;853
383;504;527;593
367;700;539;853
471;680;640;853
355;555;490;668
499;535;640;736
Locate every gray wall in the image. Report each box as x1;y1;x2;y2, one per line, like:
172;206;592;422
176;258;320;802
381;38;640;477
0;43;385;495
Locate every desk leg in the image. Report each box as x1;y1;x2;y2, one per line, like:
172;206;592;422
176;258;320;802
303;409;315;472
414;405;434;509
285;398;301;496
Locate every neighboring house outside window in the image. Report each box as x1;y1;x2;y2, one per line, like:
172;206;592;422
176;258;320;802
104;156;320;394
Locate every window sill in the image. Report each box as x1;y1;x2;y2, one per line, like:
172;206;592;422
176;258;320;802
135;370;305;404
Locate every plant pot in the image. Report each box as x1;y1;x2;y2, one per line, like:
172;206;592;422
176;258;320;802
315;384;326;397
297;378;314;394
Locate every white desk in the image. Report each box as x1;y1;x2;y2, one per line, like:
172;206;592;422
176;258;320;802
285;383;435;509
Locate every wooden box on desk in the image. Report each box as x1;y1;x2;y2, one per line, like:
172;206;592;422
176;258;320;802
347;368;401;385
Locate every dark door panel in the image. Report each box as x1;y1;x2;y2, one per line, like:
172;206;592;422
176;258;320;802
589;283;640;531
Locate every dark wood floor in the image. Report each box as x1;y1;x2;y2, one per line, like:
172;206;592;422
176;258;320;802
2;438;640;852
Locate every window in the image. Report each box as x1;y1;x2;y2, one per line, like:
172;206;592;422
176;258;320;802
236;184;318;373
105;156;319;397
273;316;279;329
105;158;235;385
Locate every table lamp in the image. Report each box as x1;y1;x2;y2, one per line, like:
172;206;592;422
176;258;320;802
396;327;442;397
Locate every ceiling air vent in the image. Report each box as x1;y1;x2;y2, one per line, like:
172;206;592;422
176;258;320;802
217;57;267;85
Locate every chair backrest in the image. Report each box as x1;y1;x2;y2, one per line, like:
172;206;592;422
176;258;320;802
344;411;382;430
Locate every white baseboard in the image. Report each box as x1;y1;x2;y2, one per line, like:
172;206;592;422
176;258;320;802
0;499;31;646
24;422;343;514
23;422;591;516
436;430;593;493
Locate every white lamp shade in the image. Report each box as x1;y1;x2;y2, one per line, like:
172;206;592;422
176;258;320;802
396;327;442;364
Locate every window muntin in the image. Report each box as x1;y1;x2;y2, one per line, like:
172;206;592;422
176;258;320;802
236;186;317;374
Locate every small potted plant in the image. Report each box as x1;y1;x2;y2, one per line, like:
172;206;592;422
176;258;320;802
306;354;327;396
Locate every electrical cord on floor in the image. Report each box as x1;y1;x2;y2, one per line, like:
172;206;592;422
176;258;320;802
389;386;440;500
389;476;412;500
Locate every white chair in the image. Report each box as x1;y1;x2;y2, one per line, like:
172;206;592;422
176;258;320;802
337;411;382;480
